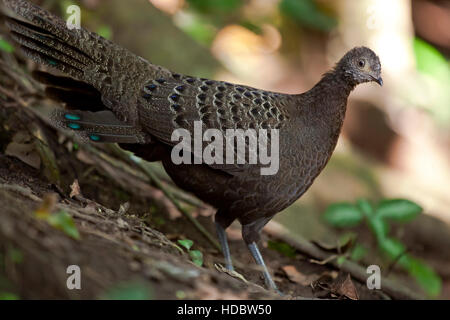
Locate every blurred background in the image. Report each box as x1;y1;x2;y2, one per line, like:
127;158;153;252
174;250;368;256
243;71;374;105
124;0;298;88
1;0;449;298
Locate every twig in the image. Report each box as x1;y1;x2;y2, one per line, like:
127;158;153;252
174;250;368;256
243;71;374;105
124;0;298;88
264;222;425;300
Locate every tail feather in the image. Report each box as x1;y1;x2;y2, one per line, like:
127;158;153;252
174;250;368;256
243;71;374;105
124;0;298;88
9;28;86;71
3;0;102;63
19;44;84;78
6;17;93;66
50;109;151;144
3;0;114;82
4;0;168;126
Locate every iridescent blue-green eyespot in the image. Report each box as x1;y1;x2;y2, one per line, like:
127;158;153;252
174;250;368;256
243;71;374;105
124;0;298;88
68;123;81;130
89;135;100;142
64;114;81;121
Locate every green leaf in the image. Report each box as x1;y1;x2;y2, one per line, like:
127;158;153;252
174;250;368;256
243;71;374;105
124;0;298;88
356;198;373;217
177;14;216;45
47;211;80;240
414;38;450;80
279;0;336;31
102;282;153;300
378;237;406;260
402;256;442;298
323;203;363;227
336;256;346;266
189;250;203;267
177;239;194;251
0;292;19;300
350;243;367;262
267;240;296;258
376;199;422;222
0;38;14;53
367;216;389;241
97;25;113;40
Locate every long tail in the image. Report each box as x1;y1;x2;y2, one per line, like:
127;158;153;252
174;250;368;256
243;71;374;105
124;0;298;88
3;0;102;80
3;0;159;143
3;0;168;123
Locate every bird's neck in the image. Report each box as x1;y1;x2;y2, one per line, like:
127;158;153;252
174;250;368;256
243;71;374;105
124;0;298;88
303;67;356;122
310;67;355;104
293;67;356;151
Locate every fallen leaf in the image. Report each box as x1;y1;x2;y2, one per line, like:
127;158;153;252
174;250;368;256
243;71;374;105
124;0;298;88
331;274;359;300
282;265;321;286
70;179;82;198
5;132;41;169
118;202;130;215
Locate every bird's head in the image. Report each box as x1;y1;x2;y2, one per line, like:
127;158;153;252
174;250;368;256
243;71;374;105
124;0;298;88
338;46;383;86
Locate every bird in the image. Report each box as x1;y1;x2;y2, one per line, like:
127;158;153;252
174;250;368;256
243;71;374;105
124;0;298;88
3;0;382;292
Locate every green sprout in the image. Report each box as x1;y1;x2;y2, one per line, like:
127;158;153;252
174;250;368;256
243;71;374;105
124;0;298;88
177;239;204;267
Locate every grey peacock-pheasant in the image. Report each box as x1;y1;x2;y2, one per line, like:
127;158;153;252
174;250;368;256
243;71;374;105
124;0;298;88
3;0;382;292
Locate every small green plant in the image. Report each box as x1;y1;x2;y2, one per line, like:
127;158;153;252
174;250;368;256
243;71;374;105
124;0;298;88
0;292;19;300
0;38;14;53
267;240;296;258
323;198;442;298
36;207;80;240
177;239;204;267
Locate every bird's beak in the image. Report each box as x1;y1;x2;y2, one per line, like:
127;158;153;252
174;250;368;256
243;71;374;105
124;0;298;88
372;76;383;86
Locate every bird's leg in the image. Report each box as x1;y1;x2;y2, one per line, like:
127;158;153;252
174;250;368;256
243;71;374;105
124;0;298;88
242;219;280;293
215;222;234;271
248;242;279;292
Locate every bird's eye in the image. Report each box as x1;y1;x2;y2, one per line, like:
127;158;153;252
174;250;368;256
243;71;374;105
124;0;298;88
358;60;365;68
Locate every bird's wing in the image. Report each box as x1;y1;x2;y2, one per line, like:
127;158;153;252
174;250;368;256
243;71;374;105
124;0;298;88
137;76;293;175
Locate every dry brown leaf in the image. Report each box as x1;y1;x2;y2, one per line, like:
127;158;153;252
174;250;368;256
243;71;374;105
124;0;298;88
118;202;130;215
5;131;41;169
70;179;82;198
332;274;359;300
282;265;321;286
